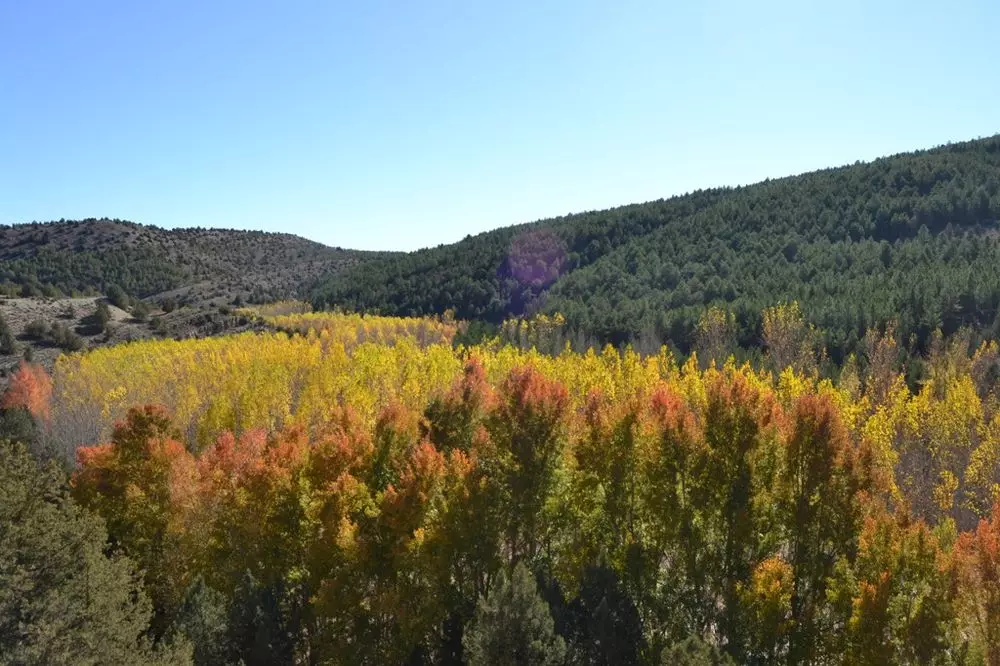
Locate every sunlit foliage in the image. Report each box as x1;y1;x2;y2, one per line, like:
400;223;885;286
8;311;999;663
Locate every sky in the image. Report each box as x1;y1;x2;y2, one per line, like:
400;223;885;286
1;1;998;251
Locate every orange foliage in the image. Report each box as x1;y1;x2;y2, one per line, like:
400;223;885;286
956;503;1000;664
2;361;52;421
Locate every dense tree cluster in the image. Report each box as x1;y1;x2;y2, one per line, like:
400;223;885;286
0;441;189;665
4;312;1000;663
314;135;1000;361
0;245;190;299
0;218;375;304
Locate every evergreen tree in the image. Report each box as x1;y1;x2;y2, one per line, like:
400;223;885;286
106;283;130;310
95;300;112;332
170;578;232;666
0;441;190;665
462;563;566;666
0;313;17;355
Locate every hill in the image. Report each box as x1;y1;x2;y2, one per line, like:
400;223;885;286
0;218;380;308
0;296;267;387
313;135;1000;361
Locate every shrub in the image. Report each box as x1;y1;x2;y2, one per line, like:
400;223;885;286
132;301;151;323
106;284;130;310
0;314;17;355
48;321;85;352
95;301;112;332
23;319;49;339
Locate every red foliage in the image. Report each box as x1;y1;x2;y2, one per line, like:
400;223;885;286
1;361;52;421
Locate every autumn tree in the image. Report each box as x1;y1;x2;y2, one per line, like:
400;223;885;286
862;323;900;406
2;361;52;423
702;372;780;658
695;306;737;368
487;366;568;565
956;503;1000;665
762;302;817;376
779;394;864;663
73;405;197;633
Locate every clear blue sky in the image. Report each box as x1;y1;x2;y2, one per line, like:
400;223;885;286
1;1;998;251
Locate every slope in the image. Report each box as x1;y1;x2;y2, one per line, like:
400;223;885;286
314;135;1000;359
0;218;380;307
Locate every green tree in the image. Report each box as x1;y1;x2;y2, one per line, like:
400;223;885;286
0;441;190;665
169;578;233;666
133;300;152;322
463;563;566;666
661;636;735;666
106;283;130;309
0;313;17;355
95;300;112;332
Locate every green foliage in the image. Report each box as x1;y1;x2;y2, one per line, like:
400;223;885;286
563;565;645;665
95;300;112;331
132;300;152;322
107;283;131;309
17;318;83;352
0;313;17;355
462;563;566;666
660;636;735;666
22;319;48;339
0;407;39;453
169;579;232;666
47;321;85;351
0;218;375;306
0;441;190;665
315;135;1000;361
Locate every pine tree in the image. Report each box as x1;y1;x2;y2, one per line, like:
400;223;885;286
0;441;191;665
463;563;566;666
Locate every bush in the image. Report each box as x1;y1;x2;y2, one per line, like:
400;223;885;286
132;300;152;323
23;319;49;339
106;283;130;310
95;301;112;332
0;314;17;355
48;321;85;352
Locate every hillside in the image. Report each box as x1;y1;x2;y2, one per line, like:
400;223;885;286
0;296;268;389
314;135;1000;360
0;218;380;308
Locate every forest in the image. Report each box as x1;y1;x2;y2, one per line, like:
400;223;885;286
4;310;1000;665
314;135;1000;361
